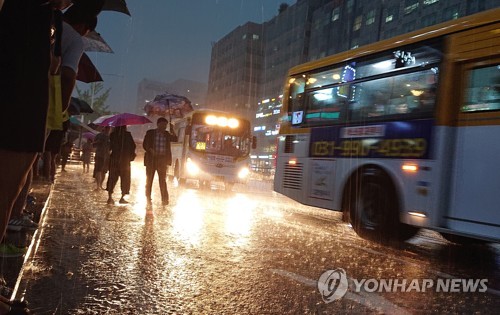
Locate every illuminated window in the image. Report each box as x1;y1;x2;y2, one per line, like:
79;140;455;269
385;7;397;23
461;65;500;113
423;0;439;5
252;34;259;40
404;0;419;15
366;10;375;26
331;7;340;21
353;15;362;31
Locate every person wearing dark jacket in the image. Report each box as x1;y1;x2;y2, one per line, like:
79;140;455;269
106;126;136;204
143;117;178;205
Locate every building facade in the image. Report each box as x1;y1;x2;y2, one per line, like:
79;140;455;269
206;22;264;118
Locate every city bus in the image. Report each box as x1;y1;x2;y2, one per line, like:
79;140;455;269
274;8;500;243
169;109;256;190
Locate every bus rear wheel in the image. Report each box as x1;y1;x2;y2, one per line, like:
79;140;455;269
348;168;418;243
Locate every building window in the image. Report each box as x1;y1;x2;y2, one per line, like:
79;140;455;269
423;0;439;5
385;7;397;23
331;7;340;21
444;6;460;20
422;13;436;27
353;15;362;31
366;10;376;25
253;34;260;40
242;34;247;40
404;0;419;15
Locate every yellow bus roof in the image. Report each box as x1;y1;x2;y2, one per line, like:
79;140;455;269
288;7;500;76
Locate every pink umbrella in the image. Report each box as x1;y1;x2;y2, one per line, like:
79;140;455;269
82;132;97;140
97;113;152;127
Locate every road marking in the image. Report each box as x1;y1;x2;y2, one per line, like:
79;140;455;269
271;269;410;315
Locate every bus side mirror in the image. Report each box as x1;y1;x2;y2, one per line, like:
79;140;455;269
252;136;257;149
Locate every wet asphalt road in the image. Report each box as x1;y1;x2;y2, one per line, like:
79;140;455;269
17;162;500;314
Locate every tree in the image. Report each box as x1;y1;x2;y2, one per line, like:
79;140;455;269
75;83;112;123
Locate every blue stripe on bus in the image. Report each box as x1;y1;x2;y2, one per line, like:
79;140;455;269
309;119;434;159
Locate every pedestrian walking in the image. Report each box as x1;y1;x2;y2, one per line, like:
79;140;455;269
81;138;93;173
106;126;136;204
60;140;73;172
143;117;178;205
93;126;110;190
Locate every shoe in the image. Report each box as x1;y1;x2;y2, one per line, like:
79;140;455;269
0;243;27;258
7;217;38;231
7;219;22;232
107;197;114;205
119;198;129;204
21;211;34;221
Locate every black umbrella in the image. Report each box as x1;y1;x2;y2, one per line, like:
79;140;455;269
144;93;194;120
102;0;131;16
68;97;94;115
83;31;114;53
72;0;131;17
77;53;103;83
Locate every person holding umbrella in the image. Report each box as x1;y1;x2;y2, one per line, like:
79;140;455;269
142;117;178;206
106;125;136;204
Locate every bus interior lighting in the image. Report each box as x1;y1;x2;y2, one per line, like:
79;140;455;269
408;211;427;218
402;164;418;172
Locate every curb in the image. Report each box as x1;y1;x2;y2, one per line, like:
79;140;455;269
10;183;54;303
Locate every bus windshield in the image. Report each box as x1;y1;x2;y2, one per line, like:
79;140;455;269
190;124;251;157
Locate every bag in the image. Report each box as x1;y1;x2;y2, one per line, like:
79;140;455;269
46;74;63;130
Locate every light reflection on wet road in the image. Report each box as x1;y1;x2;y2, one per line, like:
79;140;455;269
19;162;500;314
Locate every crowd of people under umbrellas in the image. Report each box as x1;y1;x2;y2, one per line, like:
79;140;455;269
0;1;133;314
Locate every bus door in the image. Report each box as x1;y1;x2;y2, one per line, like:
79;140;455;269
447;59;500;239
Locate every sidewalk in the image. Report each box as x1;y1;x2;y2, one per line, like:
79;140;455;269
0;179;52;302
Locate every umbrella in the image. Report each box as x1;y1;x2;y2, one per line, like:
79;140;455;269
72;0;131;17
77;53;103;83
68;97;94;115
102;0;131;16
69;116;100;133
83;132;97;140
144;93;194;119
83;31;114;53
93;114;116;125
97;113;152;127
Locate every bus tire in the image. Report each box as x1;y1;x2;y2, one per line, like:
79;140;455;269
348;167;418;243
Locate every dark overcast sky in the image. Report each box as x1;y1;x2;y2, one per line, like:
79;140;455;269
82;0;296;112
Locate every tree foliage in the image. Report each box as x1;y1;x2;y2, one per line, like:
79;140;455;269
75;83;112;123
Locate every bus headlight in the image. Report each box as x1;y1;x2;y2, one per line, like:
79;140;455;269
186;158;199;175
238;167;250;179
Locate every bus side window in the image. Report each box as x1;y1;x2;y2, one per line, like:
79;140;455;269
462;64;500;112
289;77;306;124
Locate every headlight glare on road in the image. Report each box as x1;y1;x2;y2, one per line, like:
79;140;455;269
238;167;249;179
186;158;199;175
